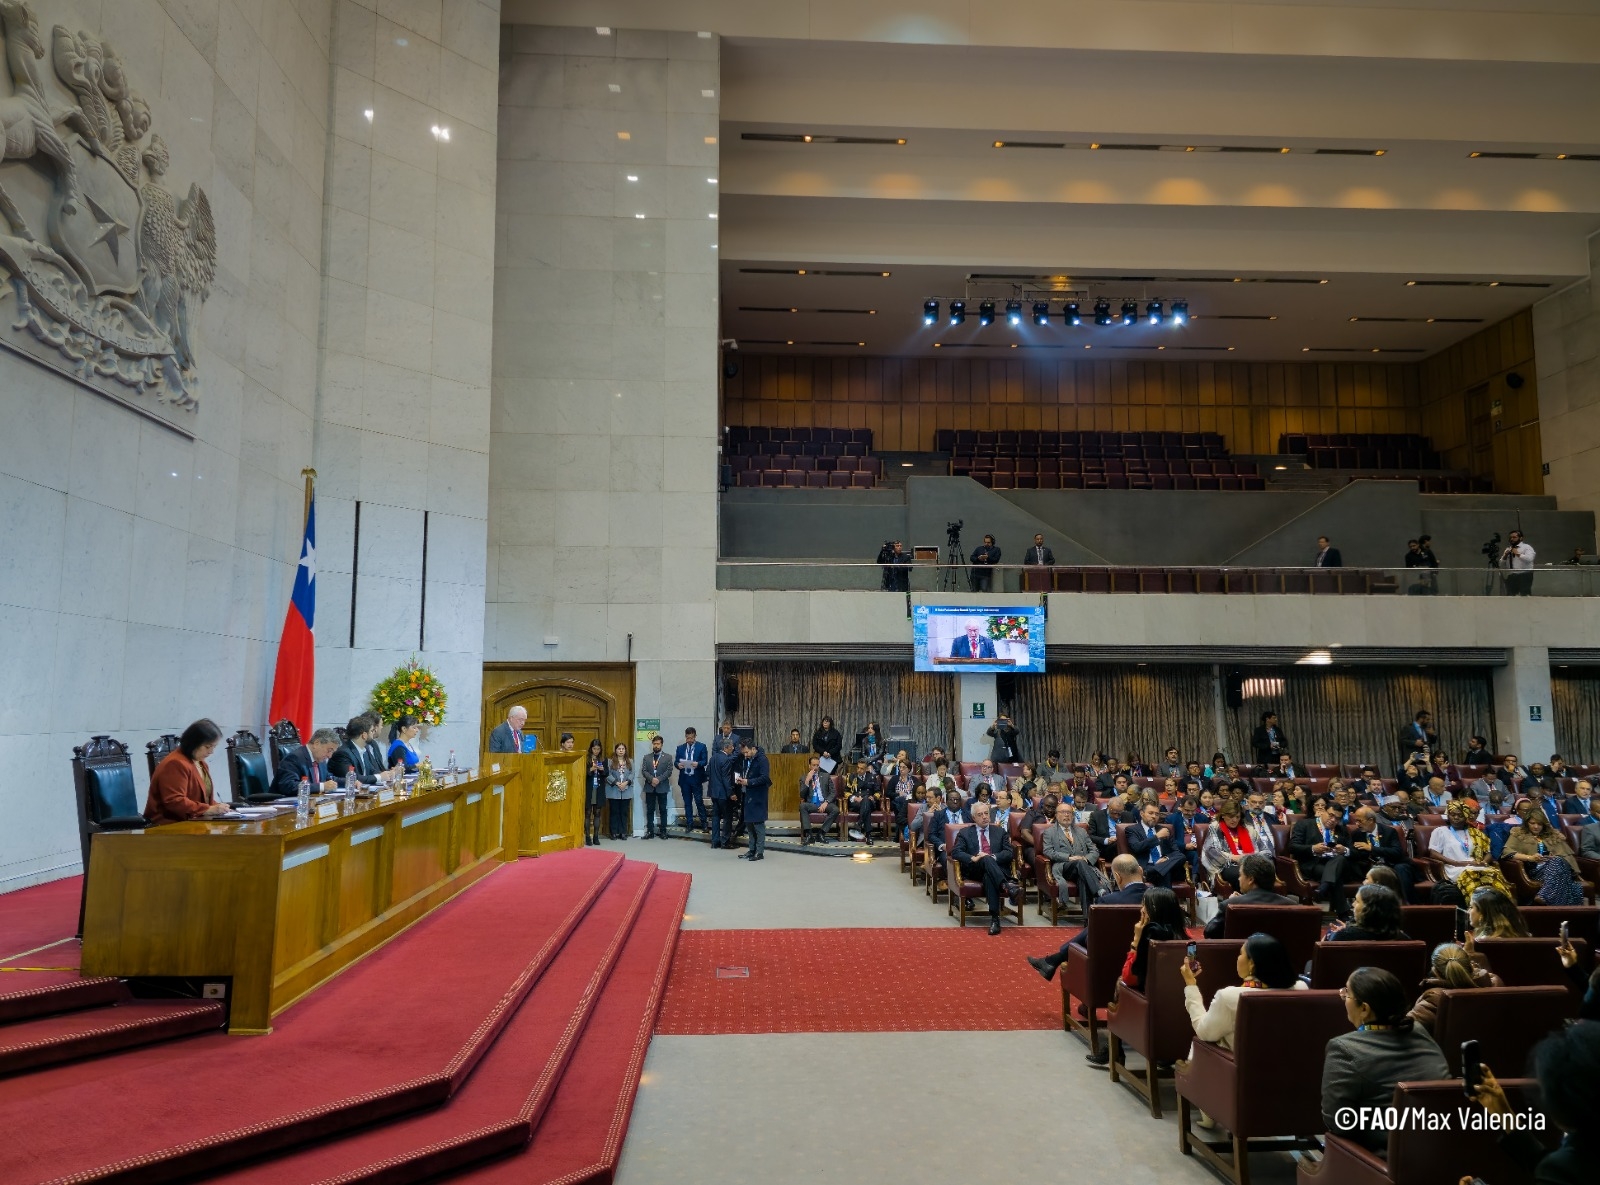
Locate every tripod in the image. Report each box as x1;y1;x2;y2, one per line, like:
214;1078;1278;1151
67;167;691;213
940;527;965;592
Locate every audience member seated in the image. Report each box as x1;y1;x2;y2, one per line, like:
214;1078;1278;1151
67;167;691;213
1362;864;1404;895
1043;800;1107;913
1503;799;1585;905
1471;887;1531;939
1561;777;1596;818
1407;942;1503;1034
953;800;1016;935
387;714;422;772
1346;806;1415;901
845;759;881;842
1087;887;1188;1067
1581;811;1600;861
1428;799;1513;903
271;726;341;798
927;789;968;867
1127;799;1187;887
1325;884;1410;942
1181;933;1304;1052
144;719;231;823
1202;853;1296;938
1322;967;1451;1155
1027;854;1145;981
1291;800;1356;919
1200;801;1255;890
1468;1022;1599;1185
798;755;838;844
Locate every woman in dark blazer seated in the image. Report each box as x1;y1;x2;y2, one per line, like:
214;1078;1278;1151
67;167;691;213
583;739;607;846
145;719;231;823
387;714;422;772
1325;884;1410;942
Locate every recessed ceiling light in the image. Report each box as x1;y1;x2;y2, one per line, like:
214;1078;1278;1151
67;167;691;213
395;37;408;46
709;212;717;219
698;30;712;38
701;89;715;98
707;177;717;183
617;131;630;140
608;83;621;93
363;108;373;121
634;213;645;219
596;26;611;35
704;136;717;144
626;174;638;181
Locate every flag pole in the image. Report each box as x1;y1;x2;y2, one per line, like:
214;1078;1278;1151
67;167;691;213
301;467;317;527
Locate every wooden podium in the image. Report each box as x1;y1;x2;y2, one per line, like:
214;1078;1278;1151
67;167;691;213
488;750;586;856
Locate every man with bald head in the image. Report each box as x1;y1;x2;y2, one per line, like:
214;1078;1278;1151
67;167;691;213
1347;805;1414;901
488;705;534;753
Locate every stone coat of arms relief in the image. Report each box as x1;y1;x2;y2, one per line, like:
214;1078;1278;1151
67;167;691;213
0;1;214;432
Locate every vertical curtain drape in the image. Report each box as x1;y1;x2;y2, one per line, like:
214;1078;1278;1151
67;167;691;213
1552;672;1600;765
719;662;957;756
1010;667;1219;767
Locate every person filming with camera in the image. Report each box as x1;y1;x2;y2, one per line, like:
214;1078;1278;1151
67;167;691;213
877;539;909;592
1501;529;1535;596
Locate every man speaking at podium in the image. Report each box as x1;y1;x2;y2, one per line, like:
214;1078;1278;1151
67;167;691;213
949;622;996;660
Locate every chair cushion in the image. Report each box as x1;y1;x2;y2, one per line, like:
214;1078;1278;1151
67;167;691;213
85;764;139;823
237;751;272;799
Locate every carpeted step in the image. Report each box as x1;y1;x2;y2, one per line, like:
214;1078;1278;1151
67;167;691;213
451;870;690;1185
0;849;625;1185
207;861;661;1185
0;999;225;1077
0;973;127;1025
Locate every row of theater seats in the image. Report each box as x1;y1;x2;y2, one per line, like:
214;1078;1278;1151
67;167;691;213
728;453;882;488
935;429;1227;457
975;472;1267;491
1416;474;1493;494
725;426;874;446
1018;567;1399;592
1280;432;1445;471
726;440;872;457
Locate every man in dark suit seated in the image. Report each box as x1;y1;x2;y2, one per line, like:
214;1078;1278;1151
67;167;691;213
1561;777;1595;818
1126;799;1186;887
798;755;838;844
1202;853;1297;939
272;728;340;798
1026;854;1146;981
1346;805;1414;900
328;716;383;786
948;622;996;660
952;801;1015;935
927;789;970;867
1291;801;1354;919
361;714;387;779
487;705;533;753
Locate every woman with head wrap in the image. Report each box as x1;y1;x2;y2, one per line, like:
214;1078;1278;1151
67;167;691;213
1426;799;1513;902
1502;799;1584;905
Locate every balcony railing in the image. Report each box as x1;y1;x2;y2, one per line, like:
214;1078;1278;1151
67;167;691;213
715;561;1597;596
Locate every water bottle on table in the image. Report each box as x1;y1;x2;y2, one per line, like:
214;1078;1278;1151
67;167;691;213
296;775;311;823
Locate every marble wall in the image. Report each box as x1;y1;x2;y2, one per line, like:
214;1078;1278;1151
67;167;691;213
0;0;332;889
1536;231;1600;520
488;27;721;762
311;0;500;767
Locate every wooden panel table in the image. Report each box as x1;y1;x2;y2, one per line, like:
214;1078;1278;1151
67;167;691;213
81;771;517;1034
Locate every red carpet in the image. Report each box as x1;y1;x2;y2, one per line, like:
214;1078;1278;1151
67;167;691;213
0;998;225;1076
0;851;623;1185
655;928;1068;1035
0;876;81;959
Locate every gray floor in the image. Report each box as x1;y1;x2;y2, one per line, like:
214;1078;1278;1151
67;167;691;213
617;837;1298;1185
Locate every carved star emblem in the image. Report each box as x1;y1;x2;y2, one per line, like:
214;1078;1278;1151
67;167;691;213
81;192;130;263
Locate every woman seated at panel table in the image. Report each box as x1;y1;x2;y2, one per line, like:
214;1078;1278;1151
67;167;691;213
144;719;232;823
387;714;422;773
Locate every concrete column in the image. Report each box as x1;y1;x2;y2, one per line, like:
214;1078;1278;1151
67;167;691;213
1492;646;1557;763
958;673;997;764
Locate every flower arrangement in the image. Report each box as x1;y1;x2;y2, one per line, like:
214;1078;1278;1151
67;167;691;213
369;656;448;727
985;615;1030;642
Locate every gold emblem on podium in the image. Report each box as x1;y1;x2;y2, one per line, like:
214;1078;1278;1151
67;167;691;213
545;769;569;803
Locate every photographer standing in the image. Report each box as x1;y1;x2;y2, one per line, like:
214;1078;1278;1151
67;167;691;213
1404;535;1438;595
969;533;1001;593
877;539;910;592
1502;529;1535;596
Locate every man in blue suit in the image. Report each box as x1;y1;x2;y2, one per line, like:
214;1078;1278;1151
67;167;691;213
674;727;709;833
949;622;997;659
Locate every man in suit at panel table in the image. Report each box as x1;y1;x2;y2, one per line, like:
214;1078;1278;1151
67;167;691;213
1201;853;1297;939
949;622;996;660
1027;854;1146;981
361;714;388;780
272;728;340;797
329;716;383;786
674;727;709;834
952;801;1016;935
1291;801;1355;919
1126;799;1187;887
488;705;535;754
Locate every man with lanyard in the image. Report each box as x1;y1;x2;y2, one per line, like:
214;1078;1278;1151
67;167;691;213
1520;785;1563;830
1421;775;1453;813
1245;792;1278;856
798;755;837;844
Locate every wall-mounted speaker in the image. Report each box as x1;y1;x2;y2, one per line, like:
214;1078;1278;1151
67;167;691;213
722;674;740;714
1225;669;1244;710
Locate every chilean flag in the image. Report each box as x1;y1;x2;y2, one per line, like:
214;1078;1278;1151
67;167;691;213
268;499;316;738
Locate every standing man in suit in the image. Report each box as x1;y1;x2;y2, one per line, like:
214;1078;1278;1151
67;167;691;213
638;734;672;839
734;738;771;861
1024;533;1055;566
706;735;737;849
953;801;1015;934
985;713;1021;764
487;706;534;753
1251;710;1288;767
968;534;1001;593
329;716;381;786
1201;854;1297;938
1314;535;1343;567
1028;854;1148;980
1127;800;1186;887
272;729;340;797
674;727;709;834
1292;802;1355;918
1398;709;1438;766
949;622;997;660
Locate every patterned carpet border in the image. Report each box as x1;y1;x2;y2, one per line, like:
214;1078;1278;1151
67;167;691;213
656;927;1072;1035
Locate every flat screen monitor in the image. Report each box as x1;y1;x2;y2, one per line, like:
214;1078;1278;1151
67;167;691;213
912;606;1046;674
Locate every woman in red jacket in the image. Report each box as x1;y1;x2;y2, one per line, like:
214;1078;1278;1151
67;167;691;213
144;719;230;823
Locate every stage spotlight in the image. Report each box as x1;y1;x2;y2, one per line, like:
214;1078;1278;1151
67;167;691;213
1120;300;1137;326
1094;300;1112;326
923;300;938;326
949;300;966;325
1147;300;1164;325
1065;302;1081;326
978;300;996;326
1171;300;1188;326
1032;301;1050;326
1005;300;1023;326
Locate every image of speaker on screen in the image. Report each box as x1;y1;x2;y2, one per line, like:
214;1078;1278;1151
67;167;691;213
913;607;1045;673
948;621;997;659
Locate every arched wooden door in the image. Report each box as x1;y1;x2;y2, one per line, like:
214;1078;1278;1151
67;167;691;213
481;664;635;760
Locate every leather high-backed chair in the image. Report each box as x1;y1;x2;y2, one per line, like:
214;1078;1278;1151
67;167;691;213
1430;985;1572;1076
1060;903;1141;1050
1177;989;1347;1185
71;736;145;935
1476;937;1591;1007
1221;904;1323;972
145;734;181;777
1309;941;1429;991
226;729;280;804
1519;904;1600;939
1303;1080;1551;1185
1108;939;1243;1117
268;719;302;778
1398;904;1457;951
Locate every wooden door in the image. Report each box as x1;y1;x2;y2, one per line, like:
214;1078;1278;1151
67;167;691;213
480;664;636;763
